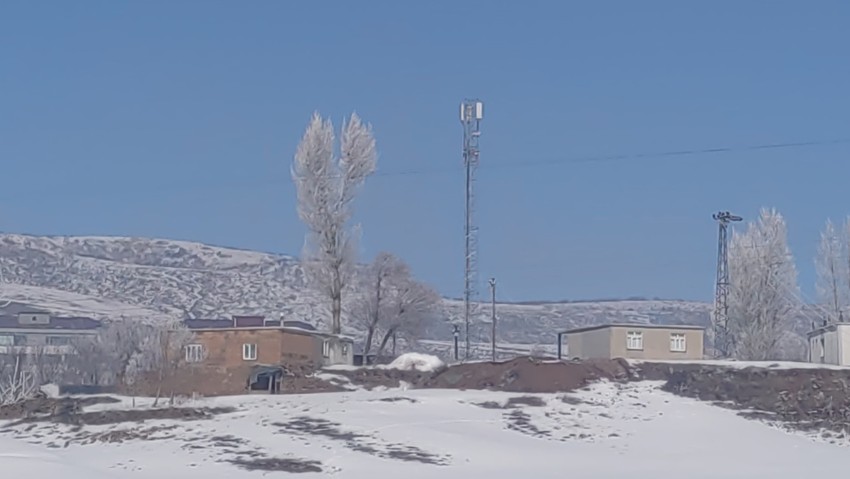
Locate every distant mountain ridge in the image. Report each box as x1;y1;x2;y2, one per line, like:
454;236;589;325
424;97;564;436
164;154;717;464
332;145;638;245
0;234;718;351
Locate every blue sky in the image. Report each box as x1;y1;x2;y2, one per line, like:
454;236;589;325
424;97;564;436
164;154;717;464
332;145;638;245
2;1;849;302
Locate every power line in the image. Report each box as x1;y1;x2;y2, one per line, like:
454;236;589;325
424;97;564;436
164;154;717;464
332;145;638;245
302;137;850;180
1;136;847;204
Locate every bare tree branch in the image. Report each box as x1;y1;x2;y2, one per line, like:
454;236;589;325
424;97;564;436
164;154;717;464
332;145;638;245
816;219;849;321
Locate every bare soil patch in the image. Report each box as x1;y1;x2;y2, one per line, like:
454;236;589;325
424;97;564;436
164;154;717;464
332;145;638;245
273;416;449;465
635;362;850;440
473;395;547;409
0;396;120;421
11;404;236;427
423;357;634;393
228;457;323;473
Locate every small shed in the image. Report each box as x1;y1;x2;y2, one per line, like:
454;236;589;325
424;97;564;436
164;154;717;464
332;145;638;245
807;322;850;366
247;365;285;394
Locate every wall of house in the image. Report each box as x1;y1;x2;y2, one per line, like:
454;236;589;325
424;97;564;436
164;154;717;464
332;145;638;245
192;329;285;368
608;327;704;360
811;328;844;365
0;329;97;355
838;326;850;366
280;331;322;365
565;328;612;359
320;337;353;366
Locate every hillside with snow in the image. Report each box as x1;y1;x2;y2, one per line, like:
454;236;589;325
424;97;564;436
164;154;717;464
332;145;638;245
0;234;714;344
0;233;815;354
2;381;849;478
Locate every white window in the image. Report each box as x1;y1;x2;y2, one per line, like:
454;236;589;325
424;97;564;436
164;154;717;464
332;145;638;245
322;340;330;358
342;343;349;355
185;344;204;362
626;331;643;350
670;333;687;352
0;335;13;346
243;343;258;361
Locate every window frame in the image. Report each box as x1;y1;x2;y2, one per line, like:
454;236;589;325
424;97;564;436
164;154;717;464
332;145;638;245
626;331;644;351
322;340;331;358
242;343;258;361
669;333;687;353
46;336;72;346
185;344;204;363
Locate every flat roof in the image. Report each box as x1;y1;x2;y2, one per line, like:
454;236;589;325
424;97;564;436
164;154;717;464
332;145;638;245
559;323;705;335
187;325;354;341
807;322;850;338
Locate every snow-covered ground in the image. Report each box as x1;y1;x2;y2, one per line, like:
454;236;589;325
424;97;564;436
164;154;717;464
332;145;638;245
2;381;849;478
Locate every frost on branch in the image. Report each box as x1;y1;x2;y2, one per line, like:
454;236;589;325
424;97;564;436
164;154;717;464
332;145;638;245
728;208;800;361
292;112;377;334
0;355;38;406
815;219;849;322
373;264;441;357
350;252;408;358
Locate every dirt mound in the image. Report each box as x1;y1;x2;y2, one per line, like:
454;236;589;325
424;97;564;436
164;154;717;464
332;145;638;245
0;395;120;421
330;367;430;390
1;394;235;426
638;362;850;437
422;357;634;393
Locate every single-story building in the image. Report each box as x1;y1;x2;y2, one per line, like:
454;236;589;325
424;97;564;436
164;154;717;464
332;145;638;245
181;317;354;369
0;311;101;356
147;316;354;396
807;322;850;366
557;323;705;360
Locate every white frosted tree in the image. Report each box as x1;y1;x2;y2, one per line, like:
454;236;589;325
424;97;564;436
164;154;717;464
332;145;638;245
351;252;405;358
292;112;377;334
374;268;441;356
728;208;800;360
815;219;848;321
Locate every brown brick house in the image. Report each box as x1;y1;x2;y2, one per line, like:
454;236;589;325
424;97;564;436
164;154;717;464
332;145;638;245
154;317;354;396
182;317;354;368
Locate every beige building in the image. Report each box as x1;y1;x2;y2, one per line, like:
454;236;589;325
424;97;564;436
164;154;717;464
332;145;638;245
807;322;850;366
557;323;705;360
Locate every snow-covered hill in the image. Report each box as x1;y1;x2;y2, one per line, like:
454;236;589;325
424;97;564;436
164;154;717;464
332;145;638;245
0;234;714;346
3;382;849;478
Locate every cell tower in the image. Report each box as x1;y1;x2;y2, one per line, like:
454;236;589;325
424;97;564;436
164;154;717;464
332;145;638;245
712;211;742;358
460;99;483;360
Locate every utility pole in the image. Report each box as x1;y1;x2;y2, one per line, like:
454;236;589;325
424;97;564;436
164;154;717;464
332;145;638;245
489;277;497;362
712;211;742;358
460;99;483;360
452;324;460;361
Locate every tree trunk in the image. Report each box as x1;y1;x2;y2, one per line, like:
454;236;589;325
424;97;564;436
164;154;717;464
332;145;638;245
331;269;343;334
376;328;396;356
363;328;375;359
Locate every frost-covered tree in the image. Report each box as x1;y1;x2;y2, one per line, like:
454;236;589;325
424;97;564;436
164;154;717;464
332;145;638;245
728;208;800;360
292;112;377;334
815;219;848;321
374;269;440;356
0;355;37;406
351;252;405;358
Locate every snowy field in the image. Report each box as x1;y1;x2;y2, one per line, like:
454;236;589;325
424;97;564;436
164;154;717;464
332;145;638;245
3;381;850;478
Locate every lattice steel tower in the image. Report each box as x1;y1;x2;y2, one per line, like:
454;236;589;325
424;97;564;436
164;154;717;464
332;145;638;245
460;99;483;360
712;211;742;357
